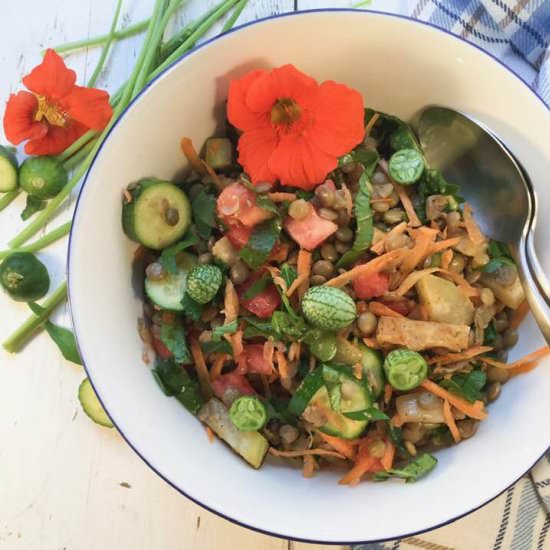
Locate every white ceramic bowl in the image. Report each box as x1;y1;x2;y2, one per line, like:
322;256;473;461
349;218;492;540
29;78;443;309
68;10;550;544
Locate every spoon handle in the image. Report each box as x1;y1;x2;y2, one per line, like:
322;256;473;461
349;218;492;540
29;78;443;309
517;241;550;344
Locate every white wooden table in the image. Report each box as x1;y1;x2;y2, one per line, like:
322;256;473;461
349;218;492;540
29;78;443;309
0;2;410;549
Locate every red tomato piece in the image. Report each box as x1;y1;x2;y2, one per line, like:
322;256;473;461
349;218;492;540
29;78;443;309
238;275;281;319
353;271;390;300
211;371;255;400
245;343;273;375
284;207;337;251
226;224;252;249
378;299;410;316
217;182;273;227
152;335;173;360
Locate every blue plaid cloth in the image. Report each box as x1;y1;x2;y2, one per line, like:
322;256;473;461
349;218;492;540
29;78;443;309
366;0;550;105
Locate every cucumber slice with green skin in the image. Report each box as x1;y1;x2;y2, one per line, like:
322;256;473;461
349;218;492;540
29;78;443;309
122;179;191;250
0;252;50;302
144;252;196;311
388;148;425;185
78;378;113;428
0;145;18;192
358;344;385;399
310;364;371;439
19;156;67;199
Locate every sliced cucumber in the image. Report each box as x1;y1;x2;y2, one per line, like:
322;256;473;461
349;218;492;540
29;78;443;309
145;252;195;311
198;398;269;469
78;378;113;428
122;179;191;250
358;344;385;399
0;145;18;192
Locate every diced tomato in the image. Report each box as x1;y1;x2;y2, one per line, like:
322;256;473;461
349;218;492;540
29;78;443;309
211;371;255;400
245;343;273;375
378;299;410;316
353;271;390;300
152;335;172;360
284;207;337;251
238;274;281;319
226;224;252;249
217;182;273;227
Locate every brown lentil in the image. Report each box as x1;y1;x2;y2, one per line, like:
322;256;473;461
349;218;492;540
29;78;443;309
335;227;354;243
198;252;213;265
466;267;481;284
496;350;509;362
310;274;327;286
340;161;357;174
404;440;417;456
145;262;166;281
372;199;390;213
288;199;312;220
372;171;388;186
335;241;351;254
279;424;299;445
368;439;386;459
321;243;339;262
198;330;212;343
357;311;377;335
495;264;517;286
502;328;518;349
486;381;502;402
230;261;250;285
495;313;509;332
363;136;378;150
375;182;393;197
486;366;510;383
445;211;461;231
449;253;466;273
480;287;495;306
471;253;490;269
319;207;339;221
457;419;479;439
402;423;425;444
312;260;334;279
384;208;405;225
316;184;335;208
336;209;351;226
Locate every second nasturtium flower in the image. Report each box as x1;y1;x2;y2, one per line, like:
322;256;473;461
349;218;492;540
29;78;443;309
227;64;365;190
3;49;113;156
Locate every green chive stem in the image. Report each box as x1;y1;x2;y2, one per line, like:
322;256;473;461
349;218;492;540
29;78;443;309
0;222;71;260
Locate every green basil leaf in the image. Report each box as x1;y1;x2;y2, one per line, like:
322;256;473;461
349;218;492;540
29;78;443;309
239;218;281;269
159;229;200;274
272;311;308;341
344;407;389;421
191;189;217;239
212;320;238;341
255;194;279;214
180;292;203;321
440;370;487;403
28;303;82;364
280;263;297;289
243;277;270;300
353;149;379;177
200;339;233;355
160;321;191;364
266;397;298;425
153;359;203;414
484;321;497;346
483;256;515;273
374;453;438;483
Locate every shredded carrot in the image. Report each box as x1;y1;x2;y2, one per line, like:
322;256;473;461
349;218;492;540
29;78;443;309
205;426;215;443
443;400;461;443
364;112;380;137
481;346;550;371
276;350;289;380
318;432;357;460
180;137;206;174
441;249;453;270
353;362;363;380
287;249;312;297
384;384;393;405
510;300;530;329
509;362;539;376
190;337;213;399
417;304;429;321
303;455;317;478
223;280;239;324
380;440;396;471
420;379;487;420
370;301;405;318
395;183;422;228
263;339;275;366
269;447;346;459
463;204;485;245
210;353;229;381
371;222;408;255
325;248;406;287
341;182;353;217
438;268;480;298
267;192;296;202
394;267;440;295
427;346;493;366
428;237;461;256
231;329;244;359
399;226;438;276
265;266;288;293
339;455;377;486
362;337;380;349
288;341;301;362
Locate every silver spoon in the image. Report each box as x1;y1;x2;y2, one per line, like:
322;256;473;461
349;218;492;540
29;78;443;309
416;106;550;343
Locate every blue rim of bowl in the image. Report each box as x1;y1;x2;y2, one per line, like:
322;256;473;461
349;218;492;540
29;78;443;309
67;8;550;545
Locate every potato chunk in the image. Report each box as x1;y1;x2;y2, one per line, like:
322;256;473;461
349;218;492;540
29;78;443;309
376;316;470;351
416;274;474;325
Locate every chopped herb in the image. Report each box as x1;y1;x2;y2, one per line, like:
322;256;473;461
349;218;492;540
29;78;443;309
483;257;515;273
266;397;298;425
212;319;238;341
352;149;379;177
243;276;271;299
255;194;279;214
200;339;233;355
484;321;497;346
159;229;200;274
440;370;487;403
374;453;438;483
239;218;281;269
160;321;191;364
280;263;297;289
180;292;203;321
272;311;308;340
387;423;409;457
191;188;217;239
344;407;389;421
242;316;277;339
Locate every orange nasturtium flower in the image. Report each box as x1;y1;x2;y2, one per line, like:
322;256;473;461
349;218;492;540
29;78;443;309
227;64;364;190
3;49;112;156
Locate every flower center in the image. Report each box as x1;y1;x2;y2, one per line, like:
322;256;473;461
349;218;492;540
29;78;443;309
34;95;67;127
270;98;301;127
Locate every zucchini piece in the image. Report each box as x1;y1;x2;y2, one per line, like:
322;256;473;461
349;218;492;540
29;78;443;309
19;156;67;199
144;252;195;311
122;179;191;250
198;398;268;469
0;252;50;302
78;378;113;428
358;344;385;399
0;145;18;192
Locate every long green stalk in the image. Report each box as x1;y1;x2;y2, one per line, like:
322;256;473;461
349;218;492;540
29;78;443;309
149;0;240;82
56;130;98;163
51;18;150;54
0;222;71;260
222;0;248;32
62;140;97;172
0;190;20;213
2;281;68;353
87;0;124;87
